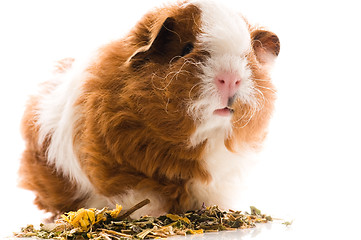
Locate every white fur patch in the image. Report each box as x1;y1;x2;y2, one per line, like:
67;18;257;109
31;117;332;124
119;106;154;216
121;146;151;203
189;137;256;210
36;58;94;197
108;190;167;219
192;0;251;56
188;0;256;147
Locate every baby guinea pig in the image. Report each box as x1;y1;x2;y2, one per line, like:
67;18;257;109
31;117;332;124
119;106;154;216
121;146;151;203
19;0;280;218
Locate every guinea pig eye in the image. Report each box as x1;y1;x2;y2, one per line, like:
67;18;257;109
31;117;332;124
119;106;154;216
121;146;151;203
181;43;194;57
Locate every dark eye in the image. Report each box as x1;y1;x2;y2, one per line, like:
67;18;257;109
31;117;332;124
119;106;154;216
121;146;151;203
181;43;194;57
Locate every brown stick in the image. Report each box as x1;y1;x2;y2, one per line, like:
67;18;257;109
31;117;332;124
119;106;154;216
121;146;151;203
115;199;151;220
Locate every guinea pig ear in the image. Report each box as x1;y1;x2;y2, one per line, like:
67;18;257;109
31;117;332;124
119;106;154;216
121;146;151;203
251;30;280;67
128;17;178;67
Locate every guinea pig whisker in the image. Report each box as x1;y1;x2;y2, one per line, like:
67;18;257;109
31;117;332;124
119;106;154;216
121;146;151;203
253;84;276;93
188;82;203;101
155;57;200;93
151;73;167;91
252;87;266;109
231;83;271;128
232;108;250;124
151;67;190;91
233;107;257;129
169;55;184;65
252;77;271;82
240;109;256;128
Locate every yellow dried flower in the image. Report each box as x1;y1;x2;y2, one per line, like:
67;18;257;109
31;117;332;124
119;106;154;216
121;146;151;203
108;204;123;218
186;229;204;234
166;214;191;224
61;208;97;231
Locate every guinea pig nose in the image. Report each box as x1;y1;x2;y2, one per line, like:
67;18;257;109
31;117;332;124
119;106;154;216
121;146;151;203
215;73;241;105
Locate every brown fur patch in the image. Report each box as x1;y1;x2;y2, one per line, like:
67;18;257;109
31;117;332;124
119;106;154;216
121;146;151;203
19;95;86;215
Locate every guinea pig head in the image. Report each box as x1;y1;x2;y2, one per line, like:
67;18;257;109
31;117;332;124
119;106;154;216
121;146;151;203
126;1;280;151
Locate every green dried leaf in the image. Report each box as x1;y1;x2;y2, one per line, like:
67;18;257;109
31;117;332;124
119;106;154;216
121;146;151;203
282;220;293;226
250;206;261;216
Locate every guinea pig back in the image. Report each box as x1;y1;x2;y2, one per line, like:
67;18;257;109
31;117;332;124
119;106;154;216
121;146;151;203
19;0;280;218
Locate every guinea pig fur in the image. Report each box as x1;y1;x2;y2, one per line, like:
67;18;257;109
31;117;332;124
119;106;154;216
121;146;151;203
19;0;280;218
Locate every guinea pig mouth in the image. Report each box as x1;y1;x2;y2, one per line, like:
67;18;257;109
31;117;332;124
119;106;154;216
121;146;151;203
213;107;234;117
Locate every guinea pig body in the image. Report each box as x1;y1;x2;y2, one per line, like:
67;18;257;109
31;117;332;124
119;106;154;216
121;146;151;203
20;0;280;218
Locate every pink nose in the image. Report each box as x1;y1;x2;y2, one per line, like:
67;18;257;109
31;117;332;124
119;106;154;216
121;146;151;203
214;73;241;106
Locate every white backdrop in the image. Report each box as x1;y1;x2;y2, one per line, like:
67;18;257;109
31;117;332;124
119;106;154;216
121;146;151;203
1;0;360;238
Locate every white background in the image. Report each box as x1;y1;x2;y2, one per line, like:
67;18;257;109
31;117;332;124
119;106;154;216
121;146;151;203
1;0;360;239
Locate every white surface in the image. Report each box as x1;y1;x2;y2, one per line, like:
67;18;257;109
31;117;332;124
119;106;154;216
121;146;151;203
1;0;361;239
168;223;297;240
4;221;356;240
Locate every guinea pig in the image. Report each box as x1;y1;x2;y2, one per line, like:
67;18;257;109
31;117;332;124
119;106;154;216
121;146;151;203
19;0;280;218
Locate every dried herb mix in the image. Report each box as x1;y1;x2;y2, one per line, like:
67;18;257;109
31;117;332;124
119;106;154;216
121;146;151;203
15;199;273;239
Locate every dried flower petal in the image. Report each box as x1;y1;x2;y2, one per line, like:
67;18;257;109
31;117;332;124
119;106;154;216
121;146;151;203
108;204;123;218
